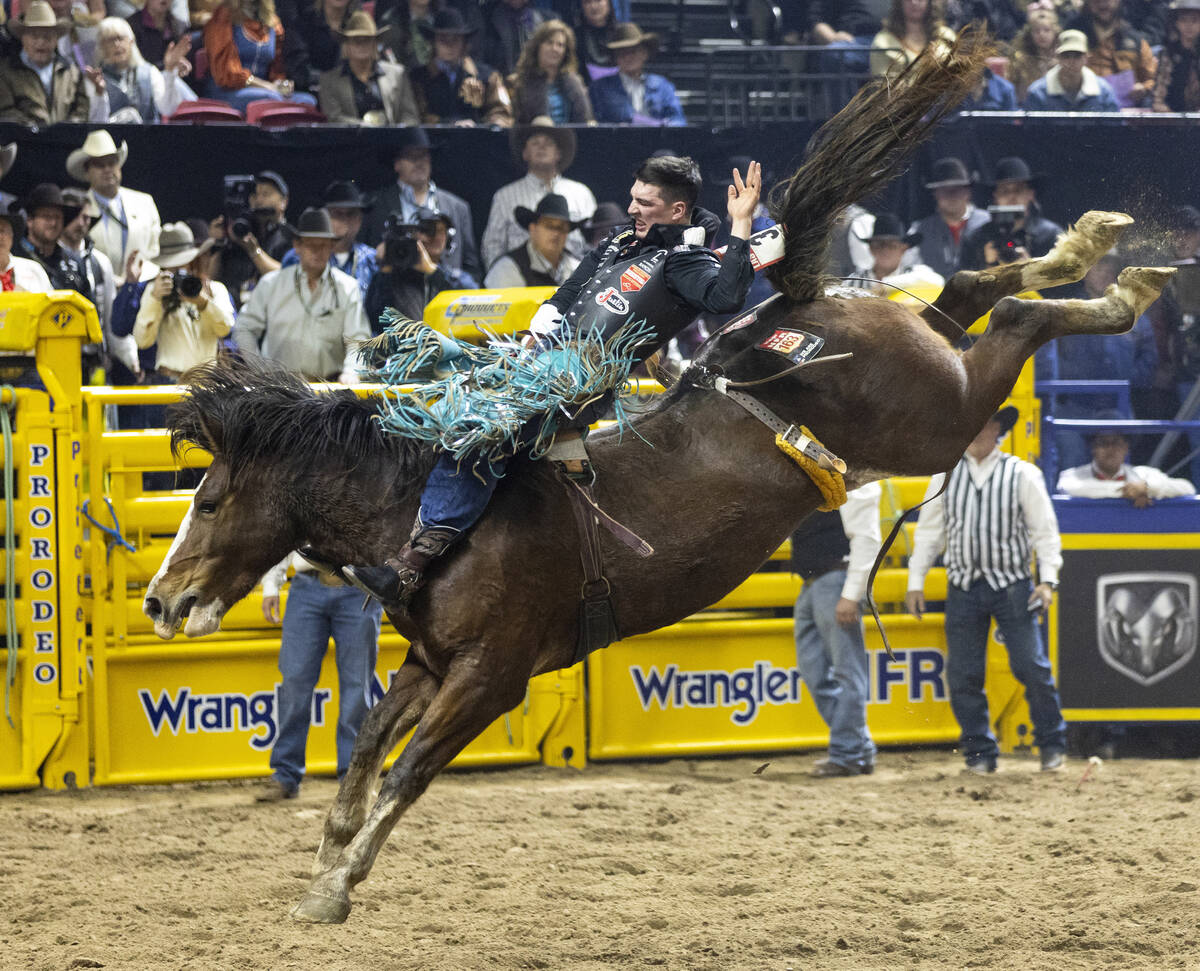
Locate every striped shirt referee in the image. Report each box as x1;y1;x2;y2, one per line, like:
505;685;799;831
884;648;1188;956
907;447;1062;594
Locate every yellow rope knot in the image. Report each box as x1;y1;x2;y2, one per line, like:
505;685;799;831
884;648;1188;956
775;425;847;511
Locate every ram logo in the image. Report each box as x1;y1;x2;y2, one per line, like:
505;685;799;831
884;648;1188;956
1096;573;1197;686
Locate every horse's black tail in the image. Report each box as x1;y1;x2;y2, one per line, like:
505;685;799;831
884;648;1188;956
765;28;993;304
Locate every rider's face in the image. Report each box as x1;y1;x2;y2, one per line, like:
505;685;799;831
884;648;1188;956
627;180;685;239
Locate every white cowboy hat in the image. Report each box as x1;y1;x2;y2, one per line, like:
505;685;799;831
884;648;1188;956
0;144;16;180
8;1;71;37
66;130;129;184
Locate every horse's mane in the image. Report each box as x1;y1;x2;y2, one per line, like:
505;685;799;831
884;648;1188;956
168;354;431;482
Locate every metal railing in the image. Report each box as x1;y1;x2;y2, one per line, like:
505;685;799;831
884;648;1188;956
697;44;886;126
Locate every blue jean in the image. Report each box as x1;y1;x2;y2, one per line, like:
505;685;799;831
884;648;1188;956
270;572;382;788
944;578;1067;763
419;450;507;532
201;78;318;112
794;570;876;766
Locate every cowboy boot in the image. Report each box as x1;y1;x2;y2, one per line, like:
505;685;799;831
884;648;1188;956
344;520;459;611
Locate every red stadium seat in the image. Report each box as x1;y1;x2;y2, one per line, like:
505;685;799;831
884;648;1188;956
166;100;245;123
244;100;327;127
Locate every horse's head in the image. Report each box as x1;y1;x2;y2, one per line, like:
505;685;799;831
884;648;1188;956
142;355;415;639
144;452;295;639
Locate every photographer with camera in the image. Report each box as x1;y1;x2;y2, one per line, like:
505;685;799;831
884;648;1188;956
132;222;235;383
364;206;476;334
960;157;1064;271
210;170;293;307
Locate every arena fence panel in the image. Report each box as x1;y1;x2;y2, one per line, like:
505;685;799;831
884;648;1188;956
0;292;101;790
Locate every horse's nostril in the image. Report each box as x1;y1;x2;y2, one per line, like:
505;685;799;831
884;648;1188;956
145;596;163;619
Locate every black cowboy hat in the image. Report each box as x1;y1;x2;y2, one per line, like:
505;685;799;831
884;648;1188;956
418;7;476;38
323;180;371;210
294;207;338;239
856;212;920;246
990;404;1020;435
509;116;576;171
987;156;1040;187
23;183;81;223
515;193;585;230
925;156;972;189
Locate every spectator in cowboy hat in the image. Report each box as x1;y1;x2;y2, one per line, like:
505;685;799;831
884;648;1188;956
133;222;235;382
961;155;1064;270
360;127;480;279
0;0;101;125
1024;28;1121;111
234;207;370;384
68;129;163;276
589;22;686;125
0;143;18;214
318;10;421;125
280;180;378;298
848;212;945;298
480;115;596;269
16;183;93;301
909;156;991;280
61;187;118;363
408;7;513;126
484;192;583;288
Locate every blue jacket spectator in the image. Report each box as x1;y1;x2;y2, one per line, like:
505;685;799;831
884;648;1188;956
589;22;686;125
1024;29;1121;112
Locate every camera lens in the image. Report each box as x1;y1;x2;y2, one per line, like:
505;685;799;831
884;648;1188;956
230;218;251;240
178;274;204;298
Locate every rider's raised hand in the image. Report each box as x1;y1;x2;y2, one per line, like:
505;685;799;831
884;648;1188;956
726;160;762;240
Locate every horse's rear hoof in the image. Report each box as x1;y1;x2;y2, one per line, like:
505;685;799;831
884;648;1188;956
290;890;352;924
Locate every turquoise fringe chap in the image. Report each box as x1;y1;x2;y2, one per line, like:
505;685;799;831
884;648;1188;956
360;310;657;466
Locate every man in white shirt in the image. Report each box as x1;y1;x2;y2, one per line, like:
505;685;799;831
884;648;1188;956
480;117;596;270
483;193;582;288
1058;422;1196;506
905;406;1068;775
67;129;162;272
792;482;882;777
234;208;370;384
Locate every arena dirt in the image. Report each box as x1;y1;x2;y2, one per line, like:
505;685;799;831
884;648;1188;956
2;749;1198;970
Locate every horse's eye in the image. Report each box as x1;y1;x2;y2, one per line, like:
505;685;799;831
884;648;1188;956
196;500;218;515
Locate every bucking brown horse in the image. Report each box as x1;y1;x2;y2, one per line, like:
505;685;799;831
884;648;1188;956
143;31;1174;923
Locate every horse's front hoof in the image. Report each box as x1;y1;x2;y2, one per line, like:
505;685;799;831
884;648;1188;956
290;890;352;924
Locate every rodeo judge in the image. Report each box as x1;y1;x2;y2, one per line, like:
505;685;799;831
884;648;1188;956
344;154;761;610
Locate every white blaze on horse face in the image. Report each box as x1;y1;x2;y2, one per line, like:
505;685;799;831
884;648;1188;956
145;474;203;638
